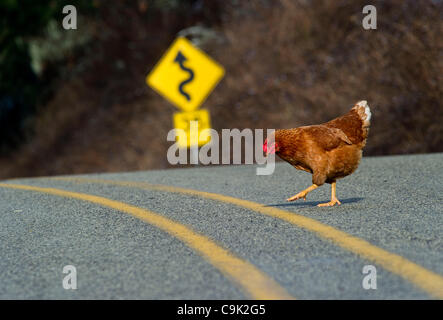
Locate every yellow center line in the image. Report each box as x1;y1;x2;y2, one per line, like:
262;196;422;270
0;182;294;300
52;177;443;299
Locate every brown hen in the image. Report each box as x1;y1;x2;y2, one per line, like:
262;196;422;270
263;101;371;207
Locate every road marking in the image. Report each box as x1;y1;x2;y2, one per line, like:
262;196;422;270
0;183;293;300
54;177;443;299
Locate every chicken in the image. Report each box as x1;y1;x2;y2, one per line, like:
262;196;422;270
263;100;371;207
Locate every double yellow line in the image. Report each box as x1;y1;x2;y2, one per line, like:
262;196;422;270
0;182;293;300
2;177;443;299
55;177;443;299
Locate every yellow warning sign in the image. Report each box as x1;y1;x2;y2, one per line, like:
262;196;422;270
173;109;211;148
146;37;225;112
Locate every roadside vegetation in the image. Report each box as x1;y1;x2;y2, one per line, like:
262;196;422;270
0;0;441;179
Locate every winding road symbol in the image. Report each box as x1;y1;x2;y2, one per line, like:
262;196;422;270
146;37;224;111
174;51;194;101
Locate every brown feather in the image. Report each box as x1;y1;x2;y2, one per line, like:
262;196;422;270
274;101;371;186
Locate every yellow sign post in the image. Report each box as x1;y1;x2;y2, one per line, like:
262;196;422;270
146;37;223;150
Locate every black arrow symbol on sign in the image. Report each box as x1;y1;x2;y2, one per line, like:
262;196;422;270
174;51;194;101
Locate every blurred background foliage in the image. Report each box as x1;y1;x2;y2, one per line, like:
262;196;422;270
0;0;95;152
0;0;442;179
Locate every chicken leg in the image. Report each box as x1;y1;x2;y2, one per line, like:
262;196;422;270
317;182;341;207
287;184;318;202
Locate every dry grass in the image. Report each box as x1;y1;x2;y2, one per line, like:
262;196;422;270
1;0;442;179
208;0;443;156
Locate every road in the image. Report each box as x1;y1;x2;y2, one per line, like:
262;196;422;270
0;153;442;299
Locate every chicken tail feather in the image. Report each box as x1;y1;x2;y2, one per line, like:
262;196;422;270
353;100;371;128
326;100;371;145
352;100;371;144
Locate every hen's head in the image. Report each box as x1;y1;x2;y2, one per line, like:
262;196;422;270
263;138;280;155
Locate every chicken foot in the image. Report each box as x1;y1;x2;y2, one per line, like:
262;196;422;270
287;184;319;202
317;182;341;207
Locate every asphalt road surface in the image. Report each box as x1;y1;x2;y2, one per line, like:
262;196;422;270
0;153;442;299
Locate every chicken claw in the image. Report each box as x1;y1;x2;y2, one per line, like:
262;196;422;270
286;184;319;202
317;198;341;207
287;192;308;202
318;182;341;207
